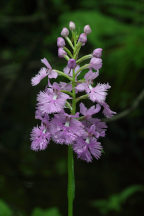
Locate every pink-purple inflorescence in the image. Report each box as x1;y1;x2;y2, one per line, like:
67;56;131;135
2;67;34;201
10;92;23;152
30;22;116;162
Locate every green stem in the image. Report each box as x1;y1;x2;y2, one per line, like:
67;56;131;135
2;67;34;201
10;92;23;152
64;55;70;61
76;54;92;64
76;94;88;103
54;70;72;81
77;116;86;121
68;68;76;216
61;90;73;97
66;37;74;50
67;31;85;215
64;47;73;58
73;42;81;59
75;64;89;76
68;146;75;216
72;31;76;47
65;101;72;110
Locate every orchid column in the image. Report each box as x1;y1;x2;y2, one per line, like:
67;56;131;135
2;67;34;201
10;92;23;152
30;21;116;216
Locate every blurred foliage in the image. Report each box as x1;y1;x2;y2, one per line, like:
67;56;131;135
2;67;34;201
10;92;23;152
31;207;61;216
0;200;61;216
0;200;12;216
91;185;144;215
0;0;144;216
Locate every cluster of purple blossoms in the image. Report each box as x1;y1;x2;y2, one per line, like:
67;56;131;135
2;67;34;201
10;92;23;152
30;21;116;162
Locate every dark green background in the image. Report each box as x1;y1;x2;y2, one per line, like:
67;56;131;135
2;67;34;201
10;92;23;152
0;0;144;215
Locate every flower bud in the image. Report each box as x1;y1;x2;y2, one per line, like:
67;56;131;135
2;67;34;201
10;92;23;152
79;33;87;44
69;21;75;30
58;48;66;58
61;27;69;37
57;37;65;47
68;59;76;69
84;25;92;34
90;57;102;70
93;48;103;58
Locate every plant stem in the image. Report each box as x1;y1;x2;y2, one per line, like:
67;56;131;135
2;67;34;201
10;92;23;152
54;70;72;81
61;90;73;97
76;94;88;103
66;37;74;50
64;47;73;58
68;146;75;216
67;55;77;215
76;54;92;64
75;64;89;76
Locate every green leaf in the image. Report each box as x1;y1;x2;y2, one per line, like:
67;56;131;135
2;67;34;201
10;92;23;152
91;185;144;215
0;200;12;216
31;207;61;216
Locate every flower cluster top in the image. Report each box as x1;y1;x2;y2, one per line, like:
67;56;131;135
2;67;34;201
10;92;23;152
30;21;116;162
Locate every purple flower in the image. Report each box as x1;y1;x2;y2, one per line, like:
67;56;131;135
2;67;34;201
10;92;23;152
41;58;58;79
84;25;92;35
74;137;102;162
83;118;107;138
93;48;103;58
57;37;65;47
76;70;110;103
64;65;81;78
61;27;69;37
88;83;111;103
102;102;116;118
50;112;86;145
90;57;102;70
80;103;101;118
58;48;67;58
31;68;48;86
59;82;72;91
31;58;57;86
76;70;98;91
31;124;50;151
37;83;70;114
69;21;75;30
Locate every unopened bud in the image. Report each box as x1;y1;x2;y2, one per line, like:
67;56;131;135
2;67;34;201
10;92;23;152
84;25;92;34
93;48;103;58
79;33;87;44
61;27;69;37
57;37;65;47
68;59;76;69
90;57;102;70
69;21;75;30
58;48;66;58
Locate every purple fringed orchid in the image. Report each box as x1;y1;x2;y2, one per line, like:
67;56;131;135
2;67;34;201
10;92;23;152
30;22;116;162
30;21;116;216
